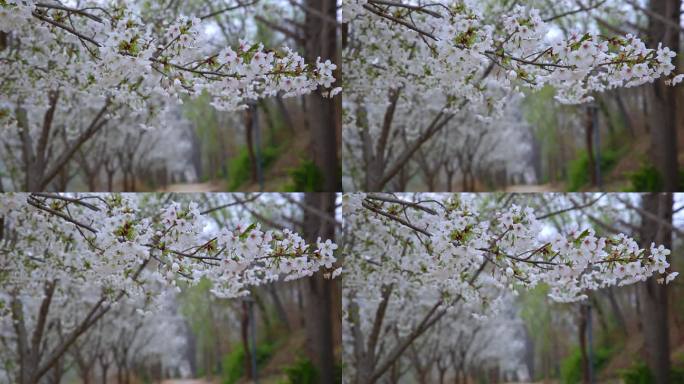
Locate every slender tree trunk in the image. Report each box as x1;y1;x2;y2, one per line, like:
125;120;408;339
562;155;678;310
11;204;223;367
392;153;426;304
79;366;92;384
585;108;597;187
101;363;109;384
605;287;628;335
424;173;435;191
117;363;123;384
269;284;291;331
241;301;253;380
578;304;590;384
446;170;454;192
245;108;257;184
252;289;273;339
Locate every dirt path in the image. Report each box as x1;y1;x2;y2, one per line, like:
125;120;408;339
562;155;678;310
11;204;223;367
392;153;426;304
158;181;226;192
161;380;214;384
504;184;559;192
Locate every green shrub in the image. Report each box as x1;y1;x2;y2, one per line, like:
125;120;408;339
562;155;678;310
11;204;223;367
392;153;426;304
620;362;684;384
560;345;614;384
567;148;621;191
284;159;324;192
672;366;684;383
627;164;663;192
227;146;280;190
223;345;245;384
626;163;684;192
620;362;653;384
222;341;276;384
279;357;319;384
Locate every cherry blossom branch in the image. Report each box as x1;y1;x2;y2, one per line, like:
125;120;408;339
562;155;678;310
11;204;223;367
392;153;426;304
366;0;442;18
542;0;608;22
30;10;100;47
26;195;98;234
34;3;104;23
361;199;431;237
279;193;341;229
365;194;438;215
624;0;684;32
536;193;606;219
199;0;259;20
617;196;684;237
200;194;262;215
30;193;102;211
362;3;437;40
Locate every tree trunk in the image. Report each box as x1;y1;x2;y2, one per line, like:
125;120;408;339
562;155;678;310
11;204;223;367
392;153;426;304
101;363;109;384
245;108;258;184
578;304;590;384
302;192;337;383
446;170;454;192
605;287;628;335
638;193;672;384
648;0;680;191
585;108;597;187
241;301;253;380
268;284;291;331
117;363;123;384
304;0;339;191
106;169;115;191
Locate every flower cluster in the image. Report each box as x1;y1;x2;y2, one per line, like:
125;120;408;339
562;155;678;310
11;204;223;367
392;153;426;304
0;193;338;304
0;0;337;113
342;192;678;382
345;1;678;113
343;193;676;308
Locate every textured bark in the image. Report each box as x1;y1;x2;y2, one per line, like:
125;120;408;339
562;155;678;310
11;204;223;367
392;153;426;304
638;193;672;384
304;0;339;191
647;0;680;191
302;192;337;383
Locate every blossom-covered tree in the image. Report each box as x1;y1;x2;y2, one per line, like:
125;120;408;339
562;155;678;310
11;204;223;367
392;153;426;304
342;193;677;383
0;192;338;384
342;0;682;191
0;0;339;191
343;92;534;191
